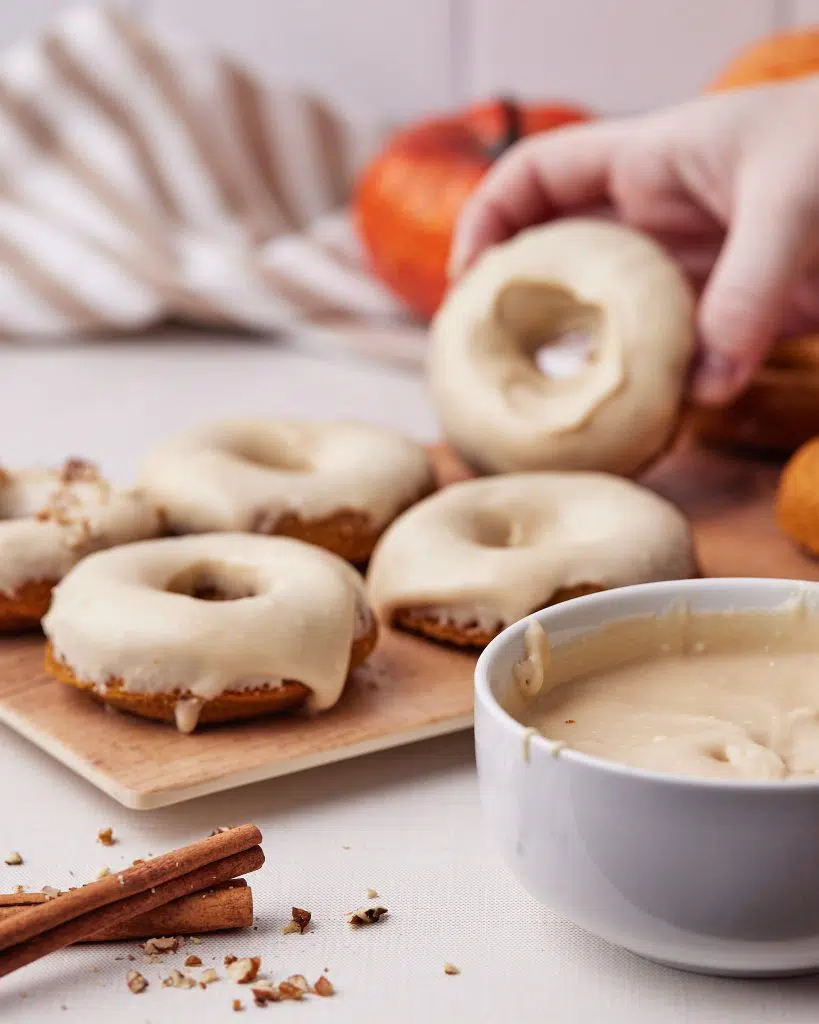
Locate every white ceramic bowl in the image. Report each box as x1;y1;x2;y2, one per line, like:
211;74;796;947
474;578;819;977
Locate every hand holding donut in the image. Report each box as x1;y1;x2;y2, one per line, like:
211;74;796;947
450;77;819;406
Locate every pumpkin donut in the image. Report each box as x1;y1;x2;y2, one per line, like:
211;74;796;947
775;437;819;554
0;459;162;630
691;335;819;455
367;472;697;649
429;218;695;476
137;419;435;563
43;533;378;732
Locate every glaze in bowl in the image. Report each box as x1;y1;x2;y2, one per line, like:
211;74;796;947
474;578;819;977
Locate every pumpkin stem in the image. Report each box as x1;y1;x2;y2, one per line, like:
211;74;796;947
488;98;522;161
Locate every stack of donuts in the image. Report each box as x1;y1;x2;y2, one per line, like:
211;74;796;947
13;217;729;733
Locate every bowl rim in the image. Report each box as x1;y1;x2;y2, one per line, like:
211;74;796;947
474;576;819;793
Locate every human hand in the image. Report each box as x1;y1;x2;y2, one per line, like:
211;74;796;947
449;78;819;405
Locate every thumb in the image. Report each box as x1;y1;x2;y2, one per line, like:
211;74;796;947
694;168;815;405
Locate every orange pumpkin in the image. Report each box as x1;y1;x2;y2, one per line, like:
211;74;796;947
354;99;592;320
708;27;819;92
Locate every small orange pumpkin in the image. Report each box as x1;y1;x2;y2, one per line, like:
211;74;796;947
354;98;592;320
708;27;819;92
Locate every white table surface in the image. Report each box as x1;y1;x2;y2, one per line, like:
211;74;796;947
1;334;818;1023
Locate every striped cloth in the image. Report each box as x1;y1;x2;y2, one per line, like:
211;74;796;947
0;4;426;364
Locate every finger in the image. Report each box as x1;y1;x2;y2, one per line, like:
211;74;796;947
449;121;625;278
694;168;817;405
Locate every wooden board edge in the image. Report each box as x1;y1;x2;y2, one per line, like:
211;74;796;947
0;703;475;810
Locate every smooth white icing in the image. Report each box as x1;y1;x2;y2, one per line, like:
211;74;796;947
43;533;373;714
0;464;162;596
367;472;696;629
429;218;696;476
136;419;435;536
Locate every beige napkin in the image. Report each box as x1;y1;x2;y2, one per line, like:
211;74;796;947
0;4;426;364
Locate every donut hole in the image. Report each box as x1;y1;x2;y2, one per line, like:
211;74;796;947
469;508;534;548
228;436;313;473
495;281;602;381
166;560;260;602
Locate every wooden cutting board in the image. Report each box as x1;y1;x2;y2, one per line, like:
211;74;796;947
0;440;815;810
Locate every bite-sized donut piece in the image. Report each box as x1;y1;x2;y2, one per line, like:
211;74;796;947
429;218;695;477
691;335;819;455
43;533;378;732
776;437;819;554
137;419;435;563
0;459;163;630
367;473;697;648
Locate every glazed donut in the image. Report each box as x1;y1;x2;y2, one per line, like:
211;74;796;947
429;218;695;476
0;459;162;629
43;533;378;732
691;335;819;455
137;420;435;563
776;437;819;553
367;472;697;648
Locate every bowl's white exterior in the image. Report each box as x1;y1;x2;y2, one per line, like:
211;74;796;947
474;578;819;977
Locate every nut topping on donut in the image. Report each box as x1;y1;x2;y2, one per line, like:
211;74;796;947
60;458;101;484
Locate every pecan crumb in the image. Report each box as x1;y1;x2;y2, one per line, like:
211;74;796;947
60;457;99;483
97;827;116;846
286;975;309;993
277;981;304;1001
313;975;334;997
184;954;202;967
199;968;219;987
209;826;234;836
163;969;196;990
143;935;184;955
95;866;111;879
190;936;202;944
346;906;388;926
444;963;460;975
366;888;378;899
282;907;311;934
4;851;22;866
232;998;244;1012
226;956;261;984
126;970;148;993
41;886;60;899
12;884;24;894
252;983;280;1006
224;954;237;966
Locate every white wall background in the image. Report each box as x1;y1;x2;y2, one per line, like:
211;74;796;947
1;0;817;118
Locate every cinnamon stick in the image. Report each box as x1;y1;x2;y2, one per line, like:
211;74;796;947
0;880;253;941
0;824;263;977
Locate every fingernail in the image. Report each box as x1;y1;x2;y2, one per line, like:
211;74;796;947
691;350;744;405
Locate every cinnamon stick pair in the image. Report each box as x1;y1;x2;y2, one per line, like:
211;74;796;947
0;879;253;941
0;824;263;978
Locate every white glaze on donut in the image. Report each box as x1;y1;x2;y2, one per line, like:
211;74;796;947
43;533;373;712
137;419;435;536
0;463;162;596
429;218;696;476
367;473;696;630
